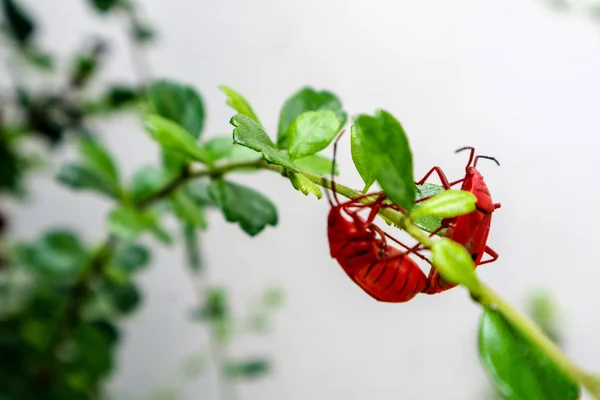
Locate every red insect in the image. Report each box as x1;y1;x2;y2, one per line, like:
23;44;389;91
325;135;428;303
416;147;501;294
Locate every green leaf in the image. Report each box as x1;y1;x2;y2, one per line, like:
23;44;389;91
225;358;270;380
353;110;415;211
411;190;476;219
479;309;580;400
144;114;213;165
230;114;298;171
78;138;119;186
350;124;375;192
129;165;169;202
183;224;202;271
170;188;207;229
132;22;155;44
87;0;119;13
57;163;119;198
431;238;479;292
287;110;342;160
107;206;169;243
289;172;322;199
147;80;205;138
208;179;278;236
106;281;141;315
260;287;284;309
528;289;561;344
219;85;261;125
113;242;150;272
185;181;218;207
20;229;88;276
2;0;35;45
202;287;228;320
277;87;347;148
412;183;446;233
203;137;236;161
294;154;338;176
21;46;53;70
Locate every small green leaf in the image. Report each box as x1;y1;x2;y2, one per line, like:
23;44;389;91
225;358;270;380
202;288;228;320
277;87;346;148
411;190;476;219
479;309;580;400
144;114;213;165
113;242;150;272
528;289;561;344
78;138;119;186
2;0;35;45
230;114;298;171
261;287;284;309
287;110;342;160
183;224;202;271
107;206;167;243
132;22;155;44
350;124;375;191
129;165;169;202
289;172;322;199
87;0;119;13
219;85;261;125
57;163;119;198
203;136;236;161
412;183;446;233
185;181;218;207
431;238;479;292
170;188;207;229
353;110;415;211
294;154;338;176
21;229;88;276
106;281;141;315
208;179;278;236
147;80;205;138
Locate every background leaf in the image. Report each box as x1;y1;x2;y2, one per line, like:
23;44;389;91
2;0;35;45
353;110;415;211
208;179;278;236
144;115;213;165
294;154;338;176
287;110;342;160
147;80;205;138
225;358;270;380
78;138;119;187
479;309;580;400
129;165;169;203
87;0;119;13
219;85;261;125
57;163;119;199
277;87;346;148
170;188;207;229
230;114;298;171
113;242;150;273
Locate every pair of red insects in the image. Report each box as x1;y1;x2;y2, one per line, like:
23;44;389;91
326;135;500;302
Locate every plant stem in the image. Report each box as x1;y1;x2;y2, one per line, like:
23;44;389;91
477;282;600;399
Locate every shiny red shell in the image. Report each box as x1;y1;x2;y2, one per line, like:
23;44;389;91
327;198;428;302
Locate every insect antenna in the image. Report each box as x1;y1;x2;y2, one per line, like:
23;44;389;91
473;155;500;168
455;146;476;168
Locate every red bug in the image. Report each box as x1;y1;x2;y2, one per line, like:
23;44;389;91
325;134;428;303
416;147;501;294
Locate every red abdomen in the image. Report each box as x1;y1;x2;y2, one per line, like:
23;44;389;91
328;206;427;303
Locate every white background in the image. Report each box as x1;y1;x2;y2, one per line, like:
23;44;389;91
6;0;600;399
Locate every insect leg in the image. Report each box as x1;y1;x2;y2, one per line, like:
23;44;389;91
477;246;499;266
